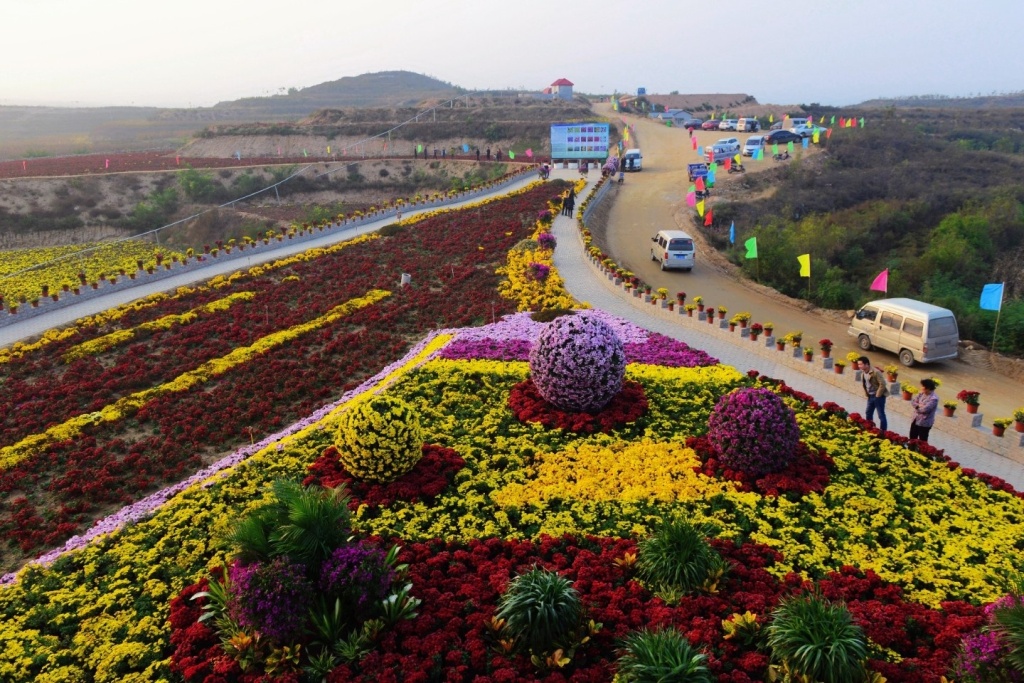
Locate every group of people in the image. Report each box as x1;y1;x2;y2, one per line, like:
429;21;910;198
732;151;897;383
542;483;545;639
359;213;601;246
558;187;576;217
858;356;939;442
411;147;503;161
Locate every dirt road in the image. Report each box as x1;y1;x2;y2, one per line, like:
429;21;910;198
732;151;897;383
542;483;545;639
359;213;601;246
593;104;1024;425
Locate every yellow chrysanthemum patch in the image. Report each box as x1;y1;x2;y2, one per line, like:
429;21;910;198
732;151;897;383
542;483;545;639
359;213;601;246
492;439;739;507
336;395;423;482
496;247;581;312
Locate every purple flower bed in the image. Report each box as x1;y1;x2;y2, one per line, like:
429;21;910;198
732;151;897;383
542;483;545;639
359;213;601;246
708;387;801;477
228;557;313;642
624;332;718;367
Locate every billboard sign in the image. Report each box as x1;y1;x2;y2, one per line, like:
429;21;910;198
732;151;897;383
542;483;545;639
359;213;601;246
637;87;646;96
550;122;610;160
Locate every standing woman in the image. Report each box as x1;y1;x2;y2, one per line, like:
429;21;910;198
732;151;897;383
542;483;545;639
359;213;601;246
910;378;939;442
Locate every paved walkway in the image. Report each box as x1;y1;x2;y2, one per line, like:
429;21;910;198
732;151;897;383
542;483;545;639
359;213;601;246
552;175;1024;489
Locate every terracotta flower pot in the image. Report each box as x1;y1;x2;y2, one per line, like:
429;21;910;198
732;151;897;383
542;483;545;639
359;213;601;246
776;342;786;351
750;333;760;341
886;373;898;383
943;407;956;417
821;349;831;358
834;365;845;374
729;324;736;332
994;425;1006;437
687;310;694;317
804;353;813;362
966;404;979;414
707;314;715;323
1016;420;1024;433
739;320;748;329
697;304;705;312
902;391;913;401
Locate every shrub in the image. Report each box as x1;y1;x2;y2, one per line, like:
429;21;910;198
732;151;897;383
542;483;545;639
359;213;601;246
319;542;396;615
335;396;423;482
228;556;314;642
616;627;713;683
636;518;724;596
707;388;800;477
495;566;583;654
536;232;557;250
529;314;625;412
766;593;867;683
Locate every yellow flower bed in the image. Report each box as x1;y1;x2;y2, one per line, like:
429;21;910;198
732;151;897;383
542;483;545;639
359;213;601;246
61;291;257;362
0;289;390;472
0;242;186;304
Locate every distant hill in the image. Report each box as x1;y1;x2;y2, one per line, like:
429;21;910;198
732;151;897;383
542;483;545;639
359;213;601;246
212;71;462;115
859;92;1024;109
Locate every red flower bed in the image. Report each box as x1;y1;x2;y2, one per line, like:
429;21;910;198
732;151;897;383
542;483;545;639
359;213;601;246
303;444;465;509
0;182;566;570
508;378;648;433
688;435;833;498
169;535;979;682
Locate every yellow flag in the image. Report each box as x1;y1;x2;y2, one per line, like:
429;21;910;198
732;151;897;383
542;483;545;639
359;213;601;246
769;114;774;123
734;154;741;164
812;131;820;144
819;116;825;124
327;146;331;154
696;200;705;217
798;254;811;277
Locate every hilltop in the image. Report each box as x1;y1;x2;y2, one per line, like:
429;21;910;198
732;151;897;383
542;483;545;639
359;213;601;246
859;92;1024;109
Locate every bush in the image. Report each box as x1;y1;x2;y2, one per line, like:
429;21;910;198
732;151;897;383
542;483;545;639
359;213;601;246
636;518;724;596
529;314;625;412
228;556;314;642
319;542;396;615
616;627;713;683
496;566;583;654
335;396;423;482
766;593;867;683
707;388;800;477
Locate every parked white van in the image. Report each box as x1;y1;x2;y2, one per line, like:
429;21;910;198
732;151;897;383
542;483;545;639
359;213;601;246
650;230;696;271
623;148;643;171
847;297;960;366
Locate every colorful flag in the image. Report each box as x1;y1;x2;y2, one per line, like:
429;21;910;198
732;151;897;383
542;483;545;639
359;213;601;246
303;149;308;157
734;154;742;164
686;192;697;207
820;116;825;124
327;146;331;154
463;143;470;153
175;156;180;165
859;117;865;128
826;128;833;139
787;141;795;154
691;136;697;150
830;115;836;125
812;131;820;144
508;150;515;159
839;117;845;127
980;283;1005;311
695;176;705;191
525;148;533;158
772;143;779;156
870;269;888;293
709;162;717;173
696;199;705;217
724;158;732;170
802;138;809;149
697;145;704;156
688;184;696;193
105;158;109;169
729;221;735;244
769;114;774;123
754;148;763;160
704;209;713;227
798;254;811;278
707;172;716;185
744;237;758;259
417;144;423;153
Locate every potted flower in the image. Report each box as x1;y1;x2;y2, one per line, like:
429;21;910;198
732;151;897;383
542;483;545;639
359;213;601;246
788;332;803;348
676;291;686;305
957;389;981;414
656;287;668;300
706;307;716;322
818;338;833;358
694;296;704;312
763;322;775;337
884;365;899;382
728;316;739;332
993;418;1013;438
717;306;727;322
901;382;918;401
1015;407;1024;433
802;346;814;361
685;304;697;317
776;336;787;351
750;322;763;341
834;359;846;375
942;400;959;417
734;312;751;328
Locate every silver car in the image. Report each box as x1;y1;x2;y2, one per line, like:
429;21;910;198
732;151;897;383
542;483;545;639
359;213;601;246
718;119;738;131
743;136;765;157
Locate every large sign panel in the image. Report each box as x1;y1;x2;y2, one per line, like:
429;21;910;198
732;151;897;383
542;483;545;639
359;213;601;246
550;122;610;160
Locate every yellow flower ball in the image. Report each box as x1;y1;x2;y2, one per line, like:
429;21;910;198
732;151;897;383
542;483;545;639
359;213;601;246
335;396;423;482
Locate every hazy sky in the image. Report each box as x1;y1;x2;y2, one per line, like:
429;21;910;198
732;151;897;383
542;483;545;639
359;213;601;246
2;0;1021;108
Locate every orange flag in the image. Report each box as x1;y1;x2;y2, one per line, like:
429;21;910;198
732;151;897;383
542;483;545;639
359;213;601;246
704;209;713;227
695;176;705;191
724;158;732;170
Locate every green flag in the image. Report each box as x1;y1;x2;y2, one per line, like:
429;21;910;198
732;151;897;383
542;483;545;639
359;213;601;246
508;150;515;159
417;144;423;153
744;237;758;259
772;143;779;156
830;115;835;124
787;141;795;153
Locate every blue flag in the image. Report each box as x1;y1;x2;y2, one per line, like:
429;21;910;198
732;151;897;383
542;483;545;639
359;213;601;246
462;143;470;153
697;146;704;156
802;137;809;149
729;221;735;244
980;283;1004;311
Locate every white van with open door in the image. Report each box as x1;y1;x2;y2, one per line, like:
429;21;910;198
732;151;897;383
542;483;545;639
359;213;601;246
650;230;695;271
623;148;642;171
848;297;960;366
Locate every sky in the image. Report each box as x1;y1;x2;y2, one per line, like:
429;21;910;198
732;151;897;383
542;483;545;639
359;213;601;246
2;0;1022;109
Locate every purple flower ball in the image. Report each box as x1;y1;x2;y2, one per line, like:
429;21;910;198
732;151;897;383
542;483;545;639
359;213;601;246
228;557;313;642
707;388;800;477
536;232;557;250
529;314;625;412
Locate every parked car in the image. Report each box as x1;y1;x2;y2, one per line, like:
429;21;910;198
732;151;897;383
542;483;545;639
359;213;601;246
681;119;704;130
848;298;959;365
763;130;802;144
770;120;784;131
687;162;709;182
737;118;761;132
790;124;827;138
742;136;765;156
701;120;722;131
714;137;741;153
718;119;738;131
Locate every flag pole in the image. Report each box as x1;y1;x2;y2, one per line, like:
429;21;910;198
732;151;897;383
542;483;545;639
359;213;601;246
992;306;1002;355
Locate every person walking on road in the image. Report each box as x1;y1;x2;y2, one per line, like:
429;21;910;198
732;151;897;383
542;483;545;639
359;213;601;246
858;356;889;433
909;378;939;442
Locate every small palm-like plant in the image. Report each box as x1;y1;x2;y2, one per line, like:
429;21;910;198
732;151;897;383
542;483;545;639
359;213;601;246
766;593;867;683
616;627;713;682
636;519;724;596
495;566;584;654
224;480;352;567
992;603;1024;672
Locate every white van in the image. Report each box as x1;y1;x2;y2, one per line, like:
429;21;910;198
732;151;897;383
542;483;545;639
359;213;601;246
650;230;695;271
737;118;761;132
623;148;642;171
848;297;960;366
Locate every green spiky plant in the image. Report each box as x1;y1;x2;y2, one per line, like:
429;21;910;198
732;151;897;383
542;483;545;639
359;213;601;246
616;627;714;682
224;479;352;567
990;569;1024;672
495;566;584;655
636;518;726;597
766;593;867;683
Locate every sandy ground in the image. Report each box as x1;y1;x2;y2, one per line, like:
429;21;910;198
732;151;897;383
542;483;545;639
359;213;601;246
592;103;1024;421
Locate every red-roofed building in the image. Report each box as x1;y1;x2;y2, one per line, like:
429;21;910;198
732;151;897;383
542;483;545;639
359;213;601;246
551;78;574;101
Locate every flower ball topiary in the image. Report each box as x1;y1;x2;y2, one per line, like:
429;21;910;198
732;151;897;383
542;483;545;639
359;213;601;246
335;395;423;483
529;314;625;412
707;387;800;477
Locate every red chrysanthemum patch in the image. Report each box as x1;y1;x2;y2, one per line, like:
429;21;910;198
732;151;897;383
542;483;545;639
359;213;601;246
508;378;647;433
689;435;833;497
303;444;464;509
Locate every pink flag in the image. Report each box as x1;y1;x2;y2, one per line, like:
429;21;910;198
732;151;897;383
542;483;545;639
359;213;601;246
22;161;26;171
175;156;180;165
686;192;696;207
870;269;888;293
691;136;697;150
525;148;533;158
105;158;110;169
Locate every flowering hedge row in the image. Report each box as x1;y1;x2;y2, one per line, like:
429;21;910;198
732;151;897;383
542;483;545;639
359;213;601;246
0;182;567;571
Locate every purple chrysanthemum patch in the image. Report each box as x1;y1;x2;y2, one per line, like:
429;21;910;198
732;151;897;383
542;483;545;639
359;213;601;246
529;315;625;412
707;387;800;477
